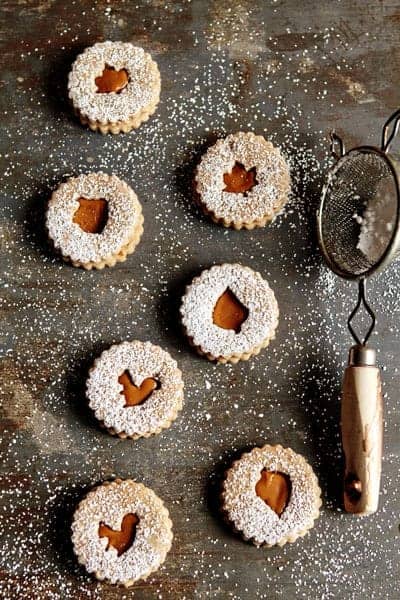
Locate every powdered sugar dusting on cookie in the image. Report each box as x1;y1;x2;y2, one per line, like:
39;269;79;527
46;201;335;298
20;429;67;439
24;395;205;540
72;479;173;585
196;132;290;224
68;42;161;124
222;445;321;547
46;172;143;265
180;264;279;358
1;5;399;599
86;341;184;438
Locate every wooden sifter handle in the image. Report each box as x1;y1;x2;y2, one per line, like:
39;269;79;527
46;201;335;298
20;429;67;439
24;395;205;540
341;348;383;515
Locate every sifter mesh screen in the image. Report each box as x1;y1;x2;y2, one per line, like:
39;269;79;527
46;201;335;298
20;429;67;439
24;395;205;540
320;149;397;277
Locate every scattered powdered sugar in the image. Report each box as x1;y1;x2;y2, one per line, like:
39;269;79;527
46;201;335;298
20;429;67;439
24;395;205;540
1;5;399;599
46;172;142;264
68;41;160;124
86;341;184;437
195;132;290;223
71;479;173;585
222;445;321;547
180;264;279;358
356;177;397;264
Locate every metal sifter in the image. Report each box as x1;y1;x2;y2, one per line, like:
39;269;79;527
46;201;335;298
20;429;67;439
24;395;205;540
317;108;400;515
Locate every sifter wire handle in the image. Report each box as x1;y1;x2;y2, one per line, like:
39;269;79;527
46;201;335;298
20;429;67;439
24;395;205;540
347;279;376;346
329;130;345;160
381;108;400;153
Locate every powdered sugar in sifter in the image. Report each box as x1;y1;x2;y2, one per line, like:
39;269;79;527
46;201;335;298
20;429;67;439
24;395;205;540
317;109;400;515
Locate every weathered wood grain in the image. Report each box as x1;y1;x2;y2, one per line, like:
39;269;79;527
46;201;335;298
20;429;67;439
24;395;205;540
0;1;399;599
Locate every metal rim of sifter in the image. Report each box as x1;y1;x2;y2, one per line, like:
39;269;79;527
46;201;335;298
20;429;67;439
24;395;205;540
318;108;400;281
317;108;400;346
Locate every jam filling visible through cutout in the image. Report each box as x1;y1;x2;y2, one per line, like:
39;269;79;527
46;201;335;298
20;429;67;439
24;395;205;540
72;198;108;234
99;513;139;556
223;162;258;194
95;66;129;94
255;470;291;517
212;288;249;333
118;371;160;407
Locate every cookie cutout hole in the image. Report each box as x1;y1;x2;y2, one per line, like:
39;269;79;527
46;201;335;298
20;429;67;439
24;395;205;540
255;470;291;517
213;288;249;333
95;65;129;94
73;198;108;234
118;371;160;407
223;162;258;195
99;513;139;556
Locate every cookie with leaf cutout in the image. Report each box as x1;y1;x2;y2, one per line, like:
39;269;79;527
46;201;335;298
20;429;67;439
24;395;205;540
72;479;173;586
86;341;184;439
221;445;322;547
195;132;291;229
68;41;161;134
180;263;279;363
46;172;143;270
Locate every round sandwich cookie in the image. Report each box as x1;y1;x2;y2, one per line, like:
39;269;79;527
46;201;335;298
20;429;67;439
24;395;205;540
72;479;173;586
68;41;161;134
221;445;322;547
180;263;279;363
86;341;184;439
195;131;291;229
46;172;143;270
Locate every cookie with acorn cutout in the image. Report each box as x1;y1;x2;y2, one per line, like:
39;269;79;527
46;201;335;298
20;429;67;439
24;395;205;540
46;172;144;270
221;445;322;547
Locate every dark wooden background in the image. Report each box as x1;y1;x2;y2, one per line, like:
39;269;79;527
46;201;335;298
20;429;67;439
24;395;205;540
0;1;399;598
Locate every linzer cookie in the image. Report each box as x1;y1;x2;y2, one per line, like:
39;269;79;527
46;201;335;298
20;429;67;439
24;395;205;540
180;263;279;363
46;172;143;270
221;445;321;547
86;341;184;439
195;132;290;229
68;41;161;134
72;479;173;586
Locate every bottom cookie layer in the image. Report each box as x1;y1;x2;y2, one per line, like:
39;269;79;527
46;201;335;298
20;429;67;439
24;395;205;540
221;499;321;548
99;390;184;440
185;329;277;364
196;193;288;230
61;216;144;270
76;98;159;135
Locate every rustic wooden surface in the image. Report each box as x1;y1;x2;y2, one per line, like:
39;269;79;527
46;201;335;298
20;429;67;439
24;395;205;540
0;1;399;598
